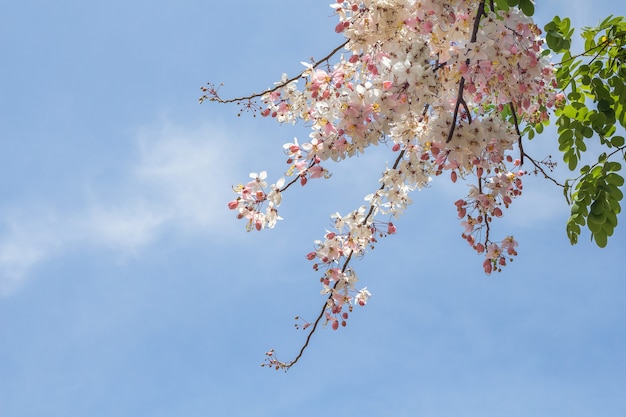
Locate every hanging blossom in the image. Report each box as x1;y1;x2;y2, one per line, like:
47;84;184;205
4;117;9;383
204;0;556;370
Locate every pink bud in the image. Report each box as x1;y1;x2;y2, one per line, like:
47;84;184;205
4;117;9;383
387;222;397;234
483;259;493;274
332;320;339;330
227;200;239;210
451;171;457;183
392;143;401;152
306;252;316;260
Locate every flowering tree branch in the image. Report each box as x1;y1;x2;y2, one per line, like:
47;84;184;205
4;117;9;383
446;0;486;143
207;0;563;369
200;41;350;105
265;148;407;371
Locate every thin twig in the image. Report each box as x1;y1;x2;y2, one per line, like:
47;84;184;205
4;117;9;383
203;41;349;104
522;152;565;187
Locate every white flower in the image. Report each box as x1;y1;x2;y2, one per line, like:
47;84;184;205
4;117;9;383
355;287;371;306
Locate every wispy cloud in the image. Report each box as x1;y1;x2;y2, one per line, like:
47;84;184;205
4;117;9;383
0;120;239;295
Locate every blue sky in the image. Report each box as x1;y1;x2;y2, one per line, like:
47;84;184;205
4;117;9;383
1;1;624;416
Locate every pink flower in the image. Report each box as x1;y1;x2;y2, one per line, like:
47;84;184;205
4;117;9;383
308;165;325;179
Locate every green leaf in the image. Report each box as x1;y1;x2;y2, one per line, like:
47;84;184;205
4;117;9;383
590;199;605;215
588;218;603;232
546;31;564;52
518;0;534;16
598;98;612;112
568;157;578;171
606;161;621;171
593;231;608;248
493;0;510;11
606;173;625;186
563;104;578;119
566;220;581;244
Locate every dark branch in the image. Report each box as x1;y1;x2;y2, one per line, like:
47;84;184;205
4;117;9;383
509;102;524;166
446;1;486;143
201;41;349;104
522;152;565;187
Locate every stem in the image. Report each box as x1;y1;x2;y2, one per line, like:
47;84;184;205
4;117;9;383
509;102;524;166
522;152;565;188
202;41;349;104
446;1;486;143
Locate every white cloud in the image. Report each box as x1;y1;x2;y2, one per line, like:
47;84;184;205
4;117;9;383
0;120;241;295
133;123;230;230
0;237;45;296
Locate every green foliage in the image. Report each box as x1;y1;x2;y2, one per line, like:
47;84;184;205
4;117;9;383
491;0;534;16
566;157;623;247
547;15;626;247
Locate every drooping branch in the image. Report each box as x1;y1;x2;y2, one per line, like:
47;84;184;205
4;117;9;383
522;152;565;188
265;148;407;371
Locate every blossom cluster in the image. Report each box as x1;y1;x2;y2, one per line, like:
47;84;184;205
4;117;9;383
215;0;556;365
306;208;397;327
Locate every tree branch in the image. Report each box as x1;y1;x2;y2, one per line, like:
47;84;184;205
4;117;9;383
201;41;349;104
446;1;486;143
267;148;407;371
522;152;565;188
509;102;524;166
